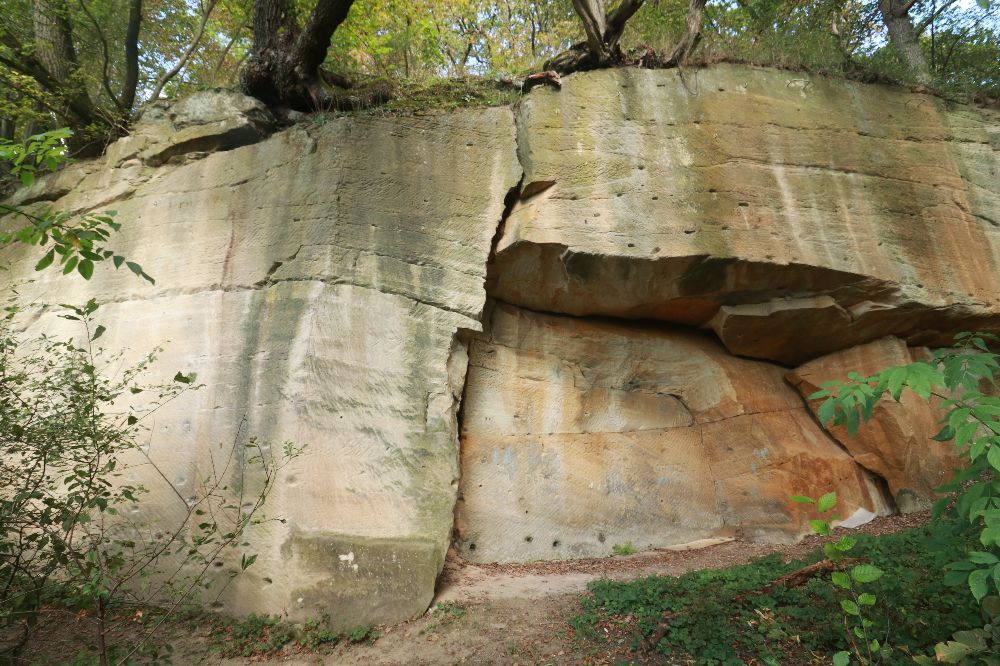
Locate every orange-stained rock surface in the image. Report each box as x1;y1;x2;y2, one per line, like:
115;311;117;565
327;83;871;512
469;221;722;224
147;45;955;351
787;337;962;512
456;304;890;562
491;65;1000;364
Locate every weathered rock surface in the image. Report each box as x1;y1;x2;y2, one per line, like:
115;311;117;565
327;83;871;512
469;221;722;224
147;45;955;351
787;337;960;512
4;64;995;622
491;65;1000;364
3;102;519;628
456;304;889;562
109;89;276;167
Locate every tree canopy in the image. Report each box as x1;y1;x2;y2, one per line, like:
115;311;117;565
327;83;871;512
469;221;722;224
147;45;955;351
0;0;996;146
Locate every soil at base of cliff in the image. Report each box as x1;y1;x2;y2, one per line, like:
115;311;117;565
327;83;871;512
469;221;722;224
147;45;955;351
16;511;928;665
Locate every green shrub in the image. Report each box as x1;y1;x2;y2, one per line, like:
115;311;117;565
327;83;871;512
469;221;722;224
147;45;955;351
572;522;980;664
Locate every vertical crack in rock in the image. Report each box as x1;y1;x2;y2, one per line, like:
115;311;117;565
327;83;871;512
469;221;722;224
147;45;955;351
434;153;524;598
487;176;525;265
786;377;898;514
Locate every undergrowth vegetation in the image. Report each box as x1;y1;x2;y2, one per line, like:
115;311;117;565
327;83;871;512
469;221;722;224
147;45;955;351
572;522;981;664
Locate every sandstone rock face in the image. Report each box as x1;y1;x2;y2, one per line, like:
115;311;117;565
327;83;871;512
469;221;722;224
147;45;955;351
3;66;996;623
3;99;520;628
109;89;276;167
492;65;1000;364
787;338;961;512
456;304;889;562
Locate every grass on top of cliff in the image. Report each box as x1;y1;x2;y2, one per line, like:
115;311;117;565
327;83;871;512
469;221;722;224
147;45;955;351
310;77;525;120
570;520;981;665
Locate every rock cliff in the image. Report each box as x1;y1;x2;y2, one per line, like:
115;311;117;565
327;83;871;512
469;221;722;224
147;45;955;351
3;65;998;628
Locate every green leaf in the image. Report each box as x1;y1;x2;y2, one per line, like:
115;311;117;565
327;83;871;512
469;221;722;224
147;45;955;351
77;258;94;280
831;571;851;589
988;445;1000;472
969;568;989;601
817;492;837;514
886;367;906;401
857;592;876;606
810;519;831;536
62;256;78;275
240;553;258;570
935;636;982;662
976;0;990;11
968;551;999;565
790;495;815;504
850;564;884;583
818;398;836;425
91;325;105;341
840;599;860;616
34;249;55;271
932;425;956;442
832;651;850;666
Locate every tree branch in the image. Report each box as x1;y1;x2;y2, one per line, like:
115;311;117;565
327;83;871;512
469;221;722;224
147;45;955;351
120;0;143;112
75;0;120;111
571;0;610;63
148;0;217;101
605;0;645;48
293;0;357;77
915;0;961;35
665;0;707;66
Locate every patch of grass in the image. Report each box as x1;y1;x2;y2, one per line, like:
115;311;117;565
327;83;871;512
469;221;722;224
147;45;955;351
432;601;467;621
611;542;636;556
347;624;379;644
208;612;341;658
571;521;981;665
211;613;296;658
308;76;525;123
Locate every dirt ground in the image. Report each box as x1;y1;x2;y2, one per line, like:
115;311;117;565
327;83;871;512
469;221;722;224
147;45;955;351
177;512;927;666
17;512;928;666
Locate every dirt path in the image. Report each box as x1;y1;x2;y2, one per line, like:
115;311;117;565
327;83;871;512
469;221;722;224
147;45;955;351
163;512;929;666
310;512;928;666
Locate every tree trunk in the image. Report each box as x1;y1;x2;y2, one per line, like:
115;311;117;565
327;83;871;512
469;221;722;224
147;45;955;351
878;0;932;86
32;0;77;83
241;0;360;110
665;0;707;66
120;0;143;112
572;0;610;66
546;0;646;74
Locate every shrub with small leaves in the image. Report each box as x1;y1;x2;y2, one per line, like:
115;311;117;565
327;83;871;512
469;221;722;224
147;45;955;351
793;493;889;665
813;332;1000;662
0;129;152;283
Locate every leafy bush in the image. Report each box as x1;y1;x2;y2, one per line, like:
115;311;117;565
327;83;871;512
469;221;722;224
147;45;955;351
813;333;1000;662
572;522;980;664
0;298;300;663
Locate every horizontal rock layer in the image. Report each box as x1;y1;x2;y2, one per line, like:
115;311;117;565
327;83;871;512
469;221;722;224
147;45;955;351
492;65;1000;364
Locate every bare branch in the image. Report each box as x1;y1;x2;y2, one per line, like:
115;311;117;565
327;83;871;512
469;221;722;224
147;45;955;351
915;0;961;35
120;0;143;112
148;0;218;101
75;0;120;110
293;0;357;76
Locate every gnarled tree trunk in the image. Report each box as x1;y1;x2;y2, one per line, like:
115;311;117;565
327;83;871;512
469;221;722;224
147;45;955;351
878;0;932;86
546;0;645;74
664;0;707;66
240;0;361;110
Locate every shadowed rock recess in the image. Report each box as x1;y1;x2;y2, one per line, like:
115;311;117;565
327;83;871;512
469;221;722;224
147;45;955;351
2;64;999;627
